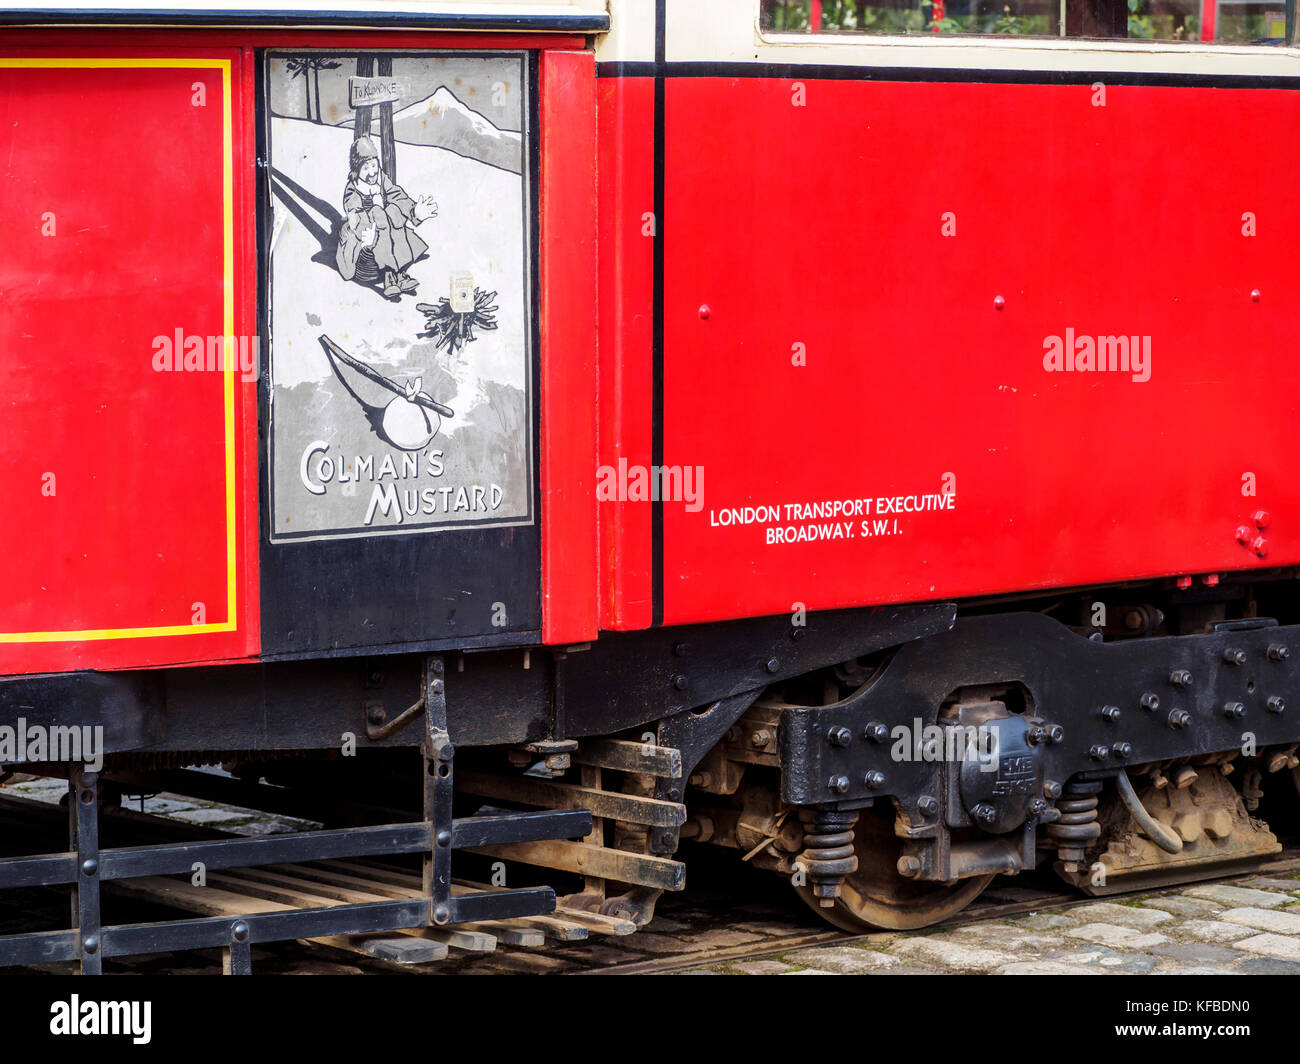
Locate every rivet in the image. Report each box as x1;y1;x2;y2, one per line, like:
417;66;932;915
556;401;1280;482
764;657;780;674
993;295;1005;310
1236;526;1254;545
1253;510;1271;529
81;858;97;877
1251;288;1261;302
1253;536;1270;558
672;674;688;691
231;921;249;942
436;830;452;847
433;904;450;925
82;936;100;955
698;304;711;319
863;722;888;743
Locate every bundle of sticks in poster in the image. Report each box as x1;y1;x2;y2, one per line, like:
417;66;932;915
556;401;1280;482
415;288;499;355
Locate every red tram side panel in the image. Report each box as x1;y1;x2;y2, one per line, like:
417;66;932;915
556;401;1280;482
634;76;1300;626
0;50;261;674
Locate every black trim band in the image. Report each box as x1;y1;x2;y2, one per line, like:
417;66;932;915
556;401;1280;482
650;0;665;626
0;7;610;31
598;59;1300;88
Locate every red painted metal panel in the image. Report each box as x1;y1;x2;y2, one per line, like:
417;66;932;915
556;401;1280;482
540;48;599;644
659;76;1300;626
596;76;655;631
0;48;259;672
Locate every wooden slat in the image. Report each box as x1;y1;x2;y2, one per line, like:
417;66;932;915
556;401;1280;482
468;839;685;891
458;770;684;828
571;739;682;778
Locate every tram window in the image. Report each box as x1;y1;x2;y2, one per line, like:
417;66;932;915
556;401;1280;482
761;0;1293;42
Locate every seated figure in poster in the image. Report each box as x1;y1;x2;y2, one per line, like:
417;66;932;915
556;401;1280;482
336;136;437;300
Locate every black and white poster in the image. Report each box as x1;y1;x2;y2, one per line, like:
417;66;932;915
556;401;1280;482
264;51;534;542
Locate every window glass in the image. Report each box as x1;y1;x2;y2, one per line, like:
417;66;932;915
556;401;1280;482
761;0;1292;42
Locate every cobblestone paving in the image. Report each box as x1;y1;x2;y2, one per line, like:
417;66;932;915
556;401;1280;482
674;875;1300;976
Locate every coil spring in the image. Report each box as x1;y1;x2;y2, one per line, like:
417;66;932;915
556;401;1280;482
796;807;859;904
1043;779;1103;862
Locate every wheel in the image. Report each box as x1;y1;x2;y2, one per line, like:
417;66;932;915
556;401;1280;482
792;803;994;931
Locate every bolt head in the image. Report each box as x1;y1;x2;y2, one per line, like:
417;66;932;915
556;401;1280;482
1253;510;1271;529
1100;705;1121;722
433;904;450;925
1268;696;1286;714
231;921;250;942
1170;669;1193;688
1224;648;1246;665
1089;744;1110;760
1044;780;1062;799
366;704;386;725
1140;692;1160;711
917;796;938;816
1268;643;1290;661
1223;702;1246;719
764;657;780;674
672;674;688;691
81;858;97;877
1168;709;1190;729
436;830;452;847
1028;797;1047;814
1046;724;1065;744
897;855;921;877
432;660;444;675
828;775;851;795
828;726;852;748
863;770;885;789
1253;536;1270;558
1112;743;1132;760
864;722;888;743
82;936;99;955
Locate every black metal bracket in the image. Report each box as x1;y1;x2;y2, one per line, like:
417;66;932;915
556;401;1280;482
0;654;592;973
780;612;1300;818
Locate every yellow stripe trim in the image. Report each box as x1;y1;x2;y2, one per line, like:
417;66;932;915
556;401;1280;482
0;56;239;644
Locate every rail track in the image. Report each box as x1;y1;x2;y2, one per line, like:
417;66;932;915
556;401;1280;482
1;780;1295;975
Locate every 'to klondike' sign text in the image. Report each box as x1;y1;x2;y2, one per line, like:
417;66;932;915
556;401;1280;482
349;75;407;108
